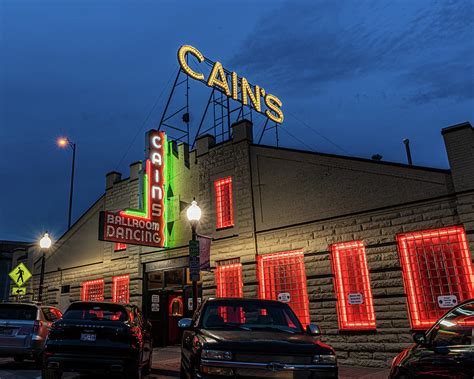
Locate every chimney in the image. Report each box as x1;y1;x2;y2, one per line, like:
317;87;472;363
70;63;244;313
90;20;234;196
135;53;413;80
232;119;253;143
106;171;122;190
195;134;216;157
403;139;413;165
129;161;142;181
442;122;474;192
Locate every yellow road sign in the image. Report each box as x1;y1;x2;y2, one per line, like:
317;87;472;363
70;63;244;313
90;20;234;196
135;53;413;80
12;287;26;295
9;263;32;287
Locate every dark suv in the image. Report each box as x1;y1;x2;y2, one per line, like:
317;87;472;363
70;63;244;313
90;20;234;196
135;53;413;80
179;298;337;379
42;301;153;379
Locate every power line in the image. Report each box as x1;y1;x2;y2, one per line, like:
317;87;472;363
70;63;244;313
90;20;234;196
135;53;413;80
114;68;177;171
278;125;316;152
286;110;350;154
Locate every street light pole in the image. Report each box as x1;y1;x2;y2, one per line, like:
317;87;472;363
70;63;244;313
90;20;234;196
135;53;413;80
38;249;46;302
38;233;52;302
68;142;76;229
191;221;198;315
186;200;202;315
57;137;76;230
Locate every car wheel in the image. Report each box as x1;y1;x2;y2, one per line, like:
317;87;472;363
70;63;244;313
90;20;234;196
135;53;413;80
34;354;44;367
41;369;62;379
180;362;186;379
143;349;152;375
13;356;24;363
126;363;142;379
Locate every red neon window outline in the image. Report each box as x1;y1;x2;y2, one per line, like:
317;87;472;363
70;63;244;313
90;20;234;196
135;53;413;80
215;259;243;298
81;279;104;301
114;243;127;252
397;226;474;329
112;275;130;304
214;177;234;229
216;259;244;323
330;241;376;330
257;250;310;326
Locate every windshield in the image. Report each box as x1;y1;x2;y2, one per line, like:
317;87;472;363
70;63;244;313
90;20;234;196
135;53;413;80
430;301;474;347
201;301;304;333
62;303;129;322
0;304;37;321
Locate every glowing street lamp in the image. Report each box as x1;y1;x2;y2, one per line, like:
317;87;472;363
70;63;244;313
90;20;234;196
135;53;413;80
38;232;52;302
186;200;202;313
56;137;76;229
186;200;202;225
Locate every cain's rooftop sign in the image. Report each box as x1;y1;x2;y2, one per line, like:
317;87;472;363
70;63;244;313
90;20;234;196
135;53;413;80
178;45;284;124
99;130;167;248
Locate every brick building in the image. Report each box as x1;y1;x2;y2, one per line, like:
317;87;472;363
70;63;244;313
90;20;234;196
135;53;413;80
23;120;474;367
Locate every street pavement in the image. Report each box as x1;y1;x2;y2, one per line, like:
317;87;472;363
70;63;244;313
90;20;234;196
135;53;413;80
0;346;391;378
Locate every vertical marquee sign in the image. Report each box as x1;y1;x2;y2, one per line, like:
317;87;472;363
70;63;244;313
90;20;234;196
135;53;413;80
99;130;167;248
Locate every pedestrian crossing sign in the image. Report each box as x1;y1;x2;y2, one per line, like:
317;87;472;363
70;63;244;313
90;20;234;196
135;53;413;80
12;287;26;295
9;263;32;287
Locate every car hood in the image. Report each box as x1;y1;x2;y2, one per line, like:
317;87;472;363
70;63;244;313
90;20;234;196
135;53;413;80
199;329;334;355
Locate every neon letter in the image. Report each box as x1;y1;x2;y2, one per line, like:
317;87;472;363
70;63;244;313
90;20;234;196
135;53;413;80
207;62;231;97
178;45;205;81
241;77;261;112
264;94;284;124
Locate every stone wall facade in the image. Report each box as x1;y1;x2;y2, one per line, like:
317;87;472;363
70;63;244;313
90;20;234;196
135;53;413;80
24;121;474;368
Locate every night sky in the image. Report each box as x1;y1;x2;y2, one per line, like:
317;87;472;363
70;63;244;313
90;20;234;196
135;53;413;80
1;0;473;242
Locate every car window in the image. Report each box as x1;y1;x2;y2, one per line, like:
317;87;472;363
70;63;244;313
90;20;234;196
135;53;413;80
0;304;37;320
62;303;129;322
431;302;474;347
42;308;59;322
201;301;304;333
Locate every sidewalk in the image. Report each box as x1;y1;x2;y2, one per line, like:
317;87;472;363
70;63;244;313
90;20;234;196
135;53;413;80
152;346;391;378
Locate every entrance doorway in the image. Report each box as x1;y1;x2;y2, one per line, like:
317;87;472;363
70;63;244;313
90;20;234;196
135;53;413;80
144;265;202;346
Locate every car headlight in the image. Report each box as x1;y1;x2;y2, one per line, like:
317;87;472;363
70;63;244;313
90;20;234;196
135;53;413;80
201;349;232;360
313;354;337;364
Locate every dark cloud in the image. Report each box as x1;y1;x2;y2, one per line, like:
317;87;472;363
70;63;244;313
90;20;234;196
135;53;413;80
230;0;474;104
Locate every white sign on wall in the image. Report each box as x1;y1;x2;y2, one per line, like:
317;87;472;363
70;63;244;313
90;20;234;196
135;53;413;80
151;295;160;303
348;293;364;305
188;298;202;310
151;303;160;312
437;295;457;309
278;292;291;303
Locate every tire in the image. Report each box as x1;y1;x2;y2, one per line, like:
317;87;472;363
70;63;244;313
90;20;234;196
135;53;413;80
13;356;24;363
143;349;152;375
126;363;142;379
180;362;186;379
41;369;62;379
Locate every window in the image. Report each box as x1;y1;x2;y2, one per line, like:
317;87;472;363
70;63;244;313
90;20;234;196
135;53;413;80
330;241;376;330
114;243;127;252
112;275;130;304
397;226;474;329
214;177;234;229
215;259;243;298
63;302;128;321
81;279;104;302
257;250;310;326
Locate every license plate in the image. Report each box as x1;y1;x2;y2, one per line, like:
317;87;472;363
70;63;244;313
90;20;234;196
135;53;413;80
80;333;96;342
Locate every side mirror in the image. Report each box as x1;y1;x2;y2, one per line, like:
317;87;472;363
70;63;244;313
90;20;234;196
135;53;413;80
413;331;428;346
306;324;321;336
178;318;193;330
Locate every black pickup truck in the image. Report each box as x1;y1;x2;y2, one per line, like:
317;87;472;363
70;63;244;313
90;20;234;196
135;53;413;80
179;298;338;379
42;301;153;379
